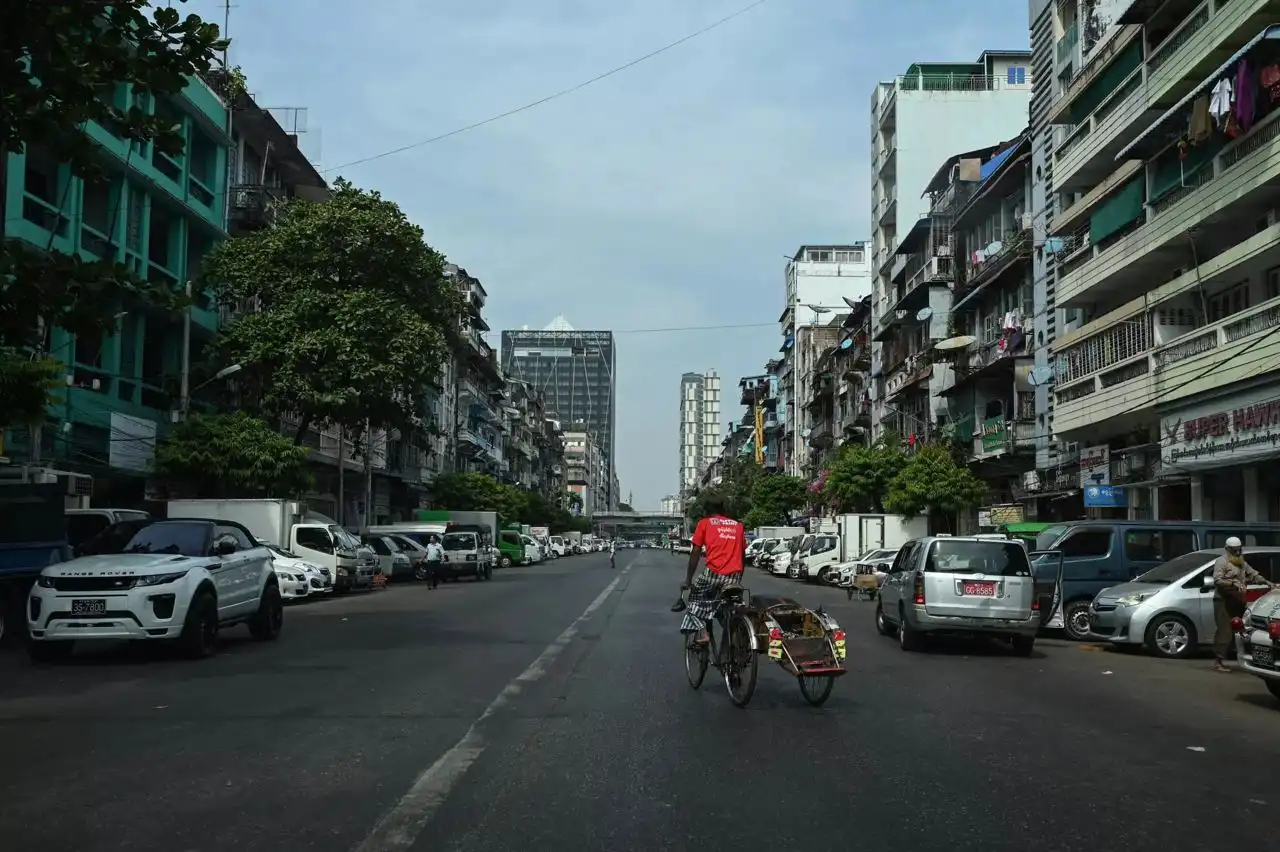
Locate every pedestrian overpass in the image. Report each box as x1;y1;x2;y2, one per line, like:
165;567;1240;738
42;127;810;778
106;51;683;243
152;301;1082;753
592;510;685;537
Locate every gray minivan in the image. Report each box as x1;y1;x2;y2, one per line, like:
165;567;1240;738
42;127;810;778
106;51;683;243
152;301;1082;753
876;536;1040;655
1032;522;1280;640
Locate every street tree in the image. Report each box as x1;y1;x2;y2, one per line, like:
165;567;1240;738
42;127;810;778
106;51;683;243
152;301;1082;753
201;179;465;442
822;435;908;513
156;411;312;498
743;473;807;529
883;444;987;531
1;1;225;426
428;471;526;521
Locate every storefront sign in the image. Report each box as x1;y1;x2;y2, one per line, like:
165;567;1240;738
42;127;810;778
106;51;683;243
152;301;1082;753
981;417;1006;453
988;504;1024;525
1084;485;1126;508
1160;389;1280;472
1079;444;1109;489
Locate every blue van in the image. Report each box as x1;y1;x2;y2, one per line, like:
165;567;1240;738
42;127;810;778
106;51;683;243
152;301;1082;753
1033;521;1280;640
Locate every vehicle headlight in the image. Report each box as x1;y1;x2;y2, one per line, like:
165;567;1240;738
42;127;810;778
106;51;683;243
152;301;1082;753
37;575;57;588
1116;593;1152;607
137;571;189;587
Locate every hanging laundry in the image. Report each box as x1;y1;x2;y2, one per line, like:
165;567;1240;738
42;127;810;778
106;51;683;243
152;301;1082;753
1001;311;1018;330
1209;77;1233;125
1188;95;1212;143
1260;64;1280;107
1236;59;1256;133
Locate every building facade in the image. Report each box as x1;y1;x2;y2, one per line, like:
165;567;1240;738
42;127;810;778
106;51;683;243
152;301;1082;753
501;380;565;499
450;266;505;481
1040;2;1280;522
501;318;618;508
778;244;873;477
678;370;721;496
563;430;607;516
660;495;681;515
1;74;232;504
801;298;874;473
870;52;1034;441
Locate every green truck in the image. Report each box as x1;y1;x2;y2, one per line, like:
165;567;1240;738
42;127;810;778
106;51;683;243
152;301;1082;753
414;510;527;569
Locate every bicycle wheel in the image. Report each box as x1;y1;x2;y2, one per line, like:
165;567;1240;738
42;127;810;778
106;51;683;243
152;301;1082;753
723;614;758;708
684;633;708;689
798;674;835;707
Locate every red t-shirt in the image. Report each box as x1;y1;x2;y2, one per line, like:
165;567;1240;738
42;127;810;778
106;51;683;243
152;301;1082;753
692;515;745;576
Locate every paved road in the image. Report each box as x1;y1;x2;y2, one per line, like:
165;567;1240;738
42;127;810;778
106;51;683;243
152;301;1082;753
1;550;1277;851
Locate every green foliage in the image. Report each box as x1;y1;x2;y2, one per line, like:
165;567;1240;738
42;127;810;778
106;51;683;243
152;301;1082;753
201;179;465;440
822;434;907;513
2;2;221;426
428;473;589;534
883;444;987;523
686;458;805;529
0;350;62;426
156;412;312;498
618;502;634;513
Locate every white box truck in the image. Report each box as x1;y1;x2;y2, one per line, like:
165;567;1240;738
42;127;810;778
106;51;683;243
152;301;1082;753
167;499;377;593
797;514;927;581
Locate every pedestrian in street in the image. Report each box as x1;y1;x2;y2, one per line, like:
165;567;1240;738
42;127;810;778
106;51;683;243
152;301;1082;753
609;537;616;569
424;534;444;590
1211;536;1274;672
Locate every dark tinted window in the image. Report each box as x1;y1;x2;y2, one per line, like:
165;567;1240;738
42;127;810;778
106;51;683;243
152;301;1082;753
1124;529;1197;561
295;527;332;552
123;521;211;557
501;532;522;546
890;542;917;573
214;524;253;551
67;514;110;547
443;533;477;551
1206;530;1280;547
79;520;153;555
366;537;391;555
1135;551;1216;584
924;540;1032;577
811;535;838;553
1243;552;1277;582
1056;528;1112;557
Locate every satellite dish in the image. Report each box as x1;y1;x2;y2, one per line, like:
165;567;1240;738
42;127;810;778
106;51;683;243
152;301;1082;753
841;295;863;310
1028;365;1055;386
916;307;933;322
934;335;977;351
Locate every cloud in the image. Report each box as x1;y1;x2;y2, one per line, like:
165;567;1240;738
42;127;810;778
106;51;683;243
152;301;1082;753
190;0;1031;507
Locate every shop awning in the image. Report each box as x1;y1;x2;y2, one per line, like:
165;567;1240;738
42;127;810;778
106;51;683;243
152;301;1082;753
1116;25;1280;161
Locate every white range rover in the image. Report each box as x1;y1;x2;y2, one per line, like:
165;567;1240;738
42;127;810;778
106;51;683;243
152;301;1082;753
27;518;283;661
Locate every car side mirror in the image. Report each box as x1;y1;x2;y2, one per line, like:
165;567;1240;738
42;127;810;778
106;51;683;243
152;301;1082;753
1202;574;1215;591
214;539;237;556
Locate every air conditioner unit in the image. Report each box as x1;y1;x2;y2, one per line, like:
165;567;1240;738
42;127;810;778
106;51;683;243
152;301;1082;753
1021;212;1034;231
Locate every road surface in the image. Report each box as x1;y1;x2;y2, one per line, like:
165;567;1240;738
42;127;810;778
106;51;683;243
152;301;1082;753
0;550;1276;851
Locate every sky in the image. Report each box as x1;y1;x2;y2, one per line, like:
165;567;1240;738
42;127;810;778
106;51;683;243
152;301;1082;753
186;0;1033;509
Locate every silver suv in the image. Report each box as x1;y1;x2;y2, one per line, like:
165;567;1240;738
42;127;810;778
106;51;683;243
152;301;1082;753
875;536;1039;655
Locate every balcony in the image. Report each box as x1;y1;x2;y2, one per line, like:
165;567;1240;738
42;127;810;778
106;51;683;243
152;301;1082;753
1057;108;1280;309
1056;21;1079;67
972;418;1037;459
951;227;1031;311
1053;296;1280;434
1053;0;1276;191
877;86;897;124
227;184;285;229
875;186;897;223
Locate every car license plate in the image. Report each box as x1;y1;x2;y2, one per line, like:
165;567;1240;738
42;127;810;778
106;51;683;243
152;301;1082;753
71;599;107;616
1252;645;1274;667
962;582;997;597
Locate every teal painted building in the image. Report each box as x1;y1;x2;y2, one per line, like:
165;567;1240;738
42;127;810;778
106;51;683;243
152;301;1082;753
2;76;231;490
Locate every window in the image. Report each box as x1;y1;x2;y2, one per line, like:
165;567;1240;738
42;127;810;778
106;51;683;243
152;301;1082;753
806;249;833;262
1206;281;1250;323
1007;66;1027;85
834;249;866;263
1123;529;1196;561
1055;528;1112;557
1206;531;1280;547
66;514;111;548
295;527;334;553
924;540;1032;577
1268;267;1280;301
214;524;254;551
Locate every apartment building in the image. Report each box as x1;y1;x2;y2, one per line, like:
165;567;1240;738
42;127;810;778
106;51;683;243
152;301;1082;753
1;74;231;503
563;430;606;516
660;495;681;515
500;380;565;500
678;371;721;495
1043;2;1280;523
799;299;874;472
779;244;872;477
450;266;505;481
870;52;1034;439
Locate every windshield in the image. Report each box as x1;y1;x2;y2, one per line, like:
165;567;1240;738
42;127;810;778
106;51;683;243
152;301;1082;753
1035;525;1069;552
860;548;895;562
551;537;564;545
792;536;809;554
443;532;478;551
810;535;838;553
767;540;788;553
122;521;210;557
266;543;297;559
1134;552;1215;584
924;540;1032;577
80;520;154;555
330;525;362;550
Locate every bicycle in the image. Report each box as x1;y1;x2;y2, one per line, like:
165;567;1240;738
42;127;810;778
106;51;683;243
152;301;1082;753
674;582;759;707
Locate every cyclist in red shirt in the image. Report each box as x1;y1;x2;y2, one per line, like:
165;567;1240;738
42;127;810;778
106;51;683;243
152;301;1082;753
679;494;746;645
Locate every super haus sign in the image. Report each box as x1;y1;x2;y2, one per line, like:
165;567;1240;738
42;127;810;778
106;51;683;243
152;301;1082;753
1160;391;1280;471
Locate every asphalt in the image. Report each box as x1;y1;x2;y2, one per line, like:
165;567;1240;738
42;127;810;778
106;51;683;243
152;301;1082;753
1;550;1278;852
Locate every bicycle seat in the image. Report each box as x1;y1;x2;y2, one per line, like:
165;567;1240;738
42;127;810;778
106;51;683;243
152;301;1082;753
719;584;747;601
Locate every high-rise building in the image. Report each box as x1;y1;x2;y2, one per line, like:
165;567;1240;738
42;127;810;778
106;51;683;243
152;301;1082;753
778;244;872;477
660;495;681;515
501;318;617;507
870;52;1033;439
678;370;721;495
1038;2;1280;524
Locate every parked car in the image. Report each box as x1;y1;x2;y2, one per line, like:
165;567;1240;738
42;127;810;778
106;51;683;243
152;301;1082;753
386;534;429;578
362;535;412;580
27;518;284;661
521;534;543;563
547;536;566;558
673;538;693;555
1090;547;1280;659
875;536;1039;655
1236;583;1280;701
441;531;493;581
261;542;333;596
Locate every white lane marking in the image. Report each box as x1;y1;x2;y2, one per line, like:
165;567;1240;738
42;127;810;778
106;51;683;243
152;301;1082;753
352;567;630;852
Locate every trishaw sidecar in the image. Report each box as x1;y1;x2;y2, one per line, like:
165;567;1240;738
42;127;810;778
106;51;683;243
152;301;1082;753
743;595;847;706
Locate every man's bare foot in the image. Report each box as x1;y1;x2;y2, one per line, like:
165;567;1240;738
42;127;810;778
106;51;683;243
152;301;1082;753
1212;660;1232;672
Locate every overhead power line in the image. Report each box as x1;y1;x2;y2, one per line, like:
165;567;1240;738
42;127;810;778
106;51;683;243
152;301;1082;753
323;0;774;173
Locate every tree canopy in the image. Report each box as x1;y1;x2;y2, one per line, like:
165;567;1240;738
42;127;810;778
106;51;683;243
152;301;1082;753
1;1;225;427
200;179;464;442
685;459;807;529
822;435;908;514
428;472;589;533
156;412;312;498
882;444;987;526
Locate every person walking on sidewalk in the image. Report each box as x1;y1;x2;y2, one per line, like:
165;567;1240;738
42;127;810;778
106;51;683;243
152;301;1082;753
609;537;616;569
424;534;444;590
1212;536;1274;672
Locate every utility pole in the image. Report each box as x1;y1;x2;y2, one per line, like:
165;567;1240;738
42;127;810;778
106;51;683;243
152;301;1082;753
336;425;345;525
178;280;192;420
364;418;373;527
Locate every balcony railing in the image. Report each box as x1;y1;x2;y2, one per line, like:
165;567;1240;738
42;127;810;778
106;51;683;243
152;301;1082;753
228;184;285;228
1056;21;1079;65
1058;107;1280;307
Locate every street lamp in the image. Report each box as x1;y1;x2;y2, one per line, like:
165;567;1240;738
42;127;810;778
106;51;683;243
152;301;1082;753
178;363;243;421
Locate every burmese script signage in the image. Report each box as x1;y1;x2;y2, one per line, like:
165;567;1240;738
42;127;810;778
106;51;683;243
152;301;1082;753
1160;390;1280;472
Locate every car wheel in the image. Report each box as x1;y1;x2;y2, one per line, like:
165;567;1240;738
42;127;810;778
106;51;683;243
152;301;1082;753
1144;613;1196;659
1062;600;1093;641
500;555;512;569
414;564;428;581
27;639;74;663
179;591;219;659
249;583;284;641
1266;680;1280;702
897;606;923;652
1009;635;1035;657
875;603;893;636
